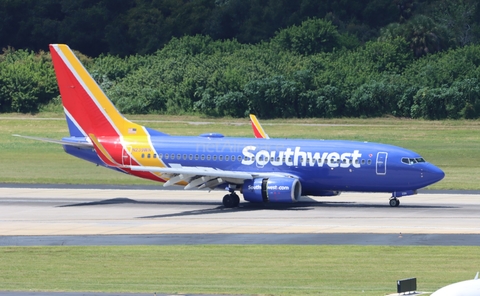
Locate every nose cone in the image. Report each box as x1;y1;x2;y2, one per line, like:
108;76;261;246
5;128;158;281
424;164;445;186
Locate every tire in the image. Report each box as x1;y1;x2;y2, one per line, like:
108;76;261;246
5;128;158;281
389;198;400;207
223;194;236;208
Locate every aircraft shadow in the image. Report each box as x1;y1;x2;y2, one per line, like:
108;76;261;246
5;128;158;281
58;198;220;207
57;197;456;219
139;202;318;219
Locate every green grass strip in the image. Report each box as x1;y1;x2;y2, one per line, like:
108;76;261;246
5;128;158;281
1;245;479;295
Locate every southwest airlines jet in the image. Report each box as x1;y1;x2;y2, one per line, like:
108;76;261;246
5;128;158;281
16;44;445;208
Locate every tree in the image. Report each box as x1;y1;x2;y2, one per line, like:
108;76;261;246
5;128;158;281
272;18;341;55
433;0;478;46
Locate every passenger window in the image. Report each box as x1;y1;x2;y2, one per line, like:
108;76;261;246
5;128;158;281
213;155;217;161
153;154;157;159
232;156;235;162
147;154;151;158
367;159;372;165
189;154;193;160
141;153;145;158
159;153;163;159
361;159;365;165
165;154;169;159
225;155;229;161
195;155;199;160
171;154;175;159
207;155;211;160
237;156;242;161
183;154;187;160
219;155;223;161
177;154;181;159
201;155;205;160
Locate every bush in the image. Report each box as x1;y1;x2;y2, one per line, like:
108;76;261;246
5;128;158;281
0;48;57;113
411;79;480;119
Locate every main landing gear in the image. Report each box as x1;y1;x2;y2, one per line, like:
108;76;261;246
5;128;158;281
389;197;400;207
223;192;240;208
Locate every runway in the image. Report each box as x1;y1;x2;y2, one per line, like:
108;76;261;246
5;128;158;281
1;187;480;241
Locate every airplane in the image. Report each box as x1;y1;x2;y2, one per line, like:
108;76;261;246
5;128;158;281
15;44;445;208
431;272;480;296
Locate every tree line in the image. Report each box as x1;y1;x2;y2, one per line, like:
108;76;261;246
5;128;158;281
1;0;479;57
2;18;480;119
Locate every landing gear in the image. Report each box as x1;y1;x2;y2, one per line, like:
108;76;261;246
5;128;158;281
389;198;400;207
223;192;240;208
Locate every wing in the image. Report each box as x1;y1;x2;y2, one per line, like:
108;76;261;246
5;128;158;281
129;164;289;190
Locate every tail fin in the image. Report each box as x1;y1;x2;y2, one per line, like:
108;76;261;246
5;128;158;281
49;44;142;138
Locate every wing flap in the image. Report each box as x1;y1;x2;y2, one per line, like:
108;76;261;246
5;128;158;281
129;164;292;190
129;165;253;180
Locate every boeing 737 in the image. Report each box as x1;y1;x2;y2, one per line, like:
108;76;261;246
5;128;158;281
15;44;445;208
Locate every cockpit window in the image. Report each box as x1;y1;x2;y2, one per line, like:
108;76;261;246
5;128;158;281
402;157;426;165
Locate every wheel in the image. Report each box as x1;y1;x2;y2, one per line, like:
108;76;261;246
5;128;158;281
223;194;236;208
389;198;400;207
232;192;240;207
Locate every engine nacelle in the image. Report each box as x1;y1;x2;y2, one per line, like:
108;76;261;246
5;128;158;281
242;177;301;203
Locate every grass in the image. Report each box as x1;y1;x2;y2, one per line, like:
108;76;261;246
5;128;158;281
0;245;479;295
1;114;479;189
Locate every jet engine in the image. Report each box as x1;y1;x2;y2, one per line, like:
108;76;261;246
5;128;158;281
242;177;301;203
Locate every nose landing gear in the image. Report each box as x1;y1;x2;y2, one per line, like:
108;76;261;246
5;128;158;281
389;197;400;207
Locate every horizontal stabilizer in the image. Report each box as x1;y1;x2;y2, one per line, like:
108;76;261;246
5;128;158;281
13;134;93;149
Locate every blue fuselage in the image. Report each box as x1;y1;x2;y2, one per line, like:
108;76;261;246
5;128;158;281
64;132;445;196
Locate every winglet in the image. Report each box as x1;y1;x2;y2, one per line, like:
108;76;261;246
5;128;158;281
475;272;479;280
249;114;270;139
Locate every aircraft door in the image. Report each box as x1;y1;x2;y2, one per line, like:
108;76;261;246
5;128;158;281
376;152;387;175
122;146;132;166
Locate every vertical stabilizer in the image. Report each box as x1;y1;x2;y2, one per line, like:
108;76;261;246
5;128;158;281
49;44;142;138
